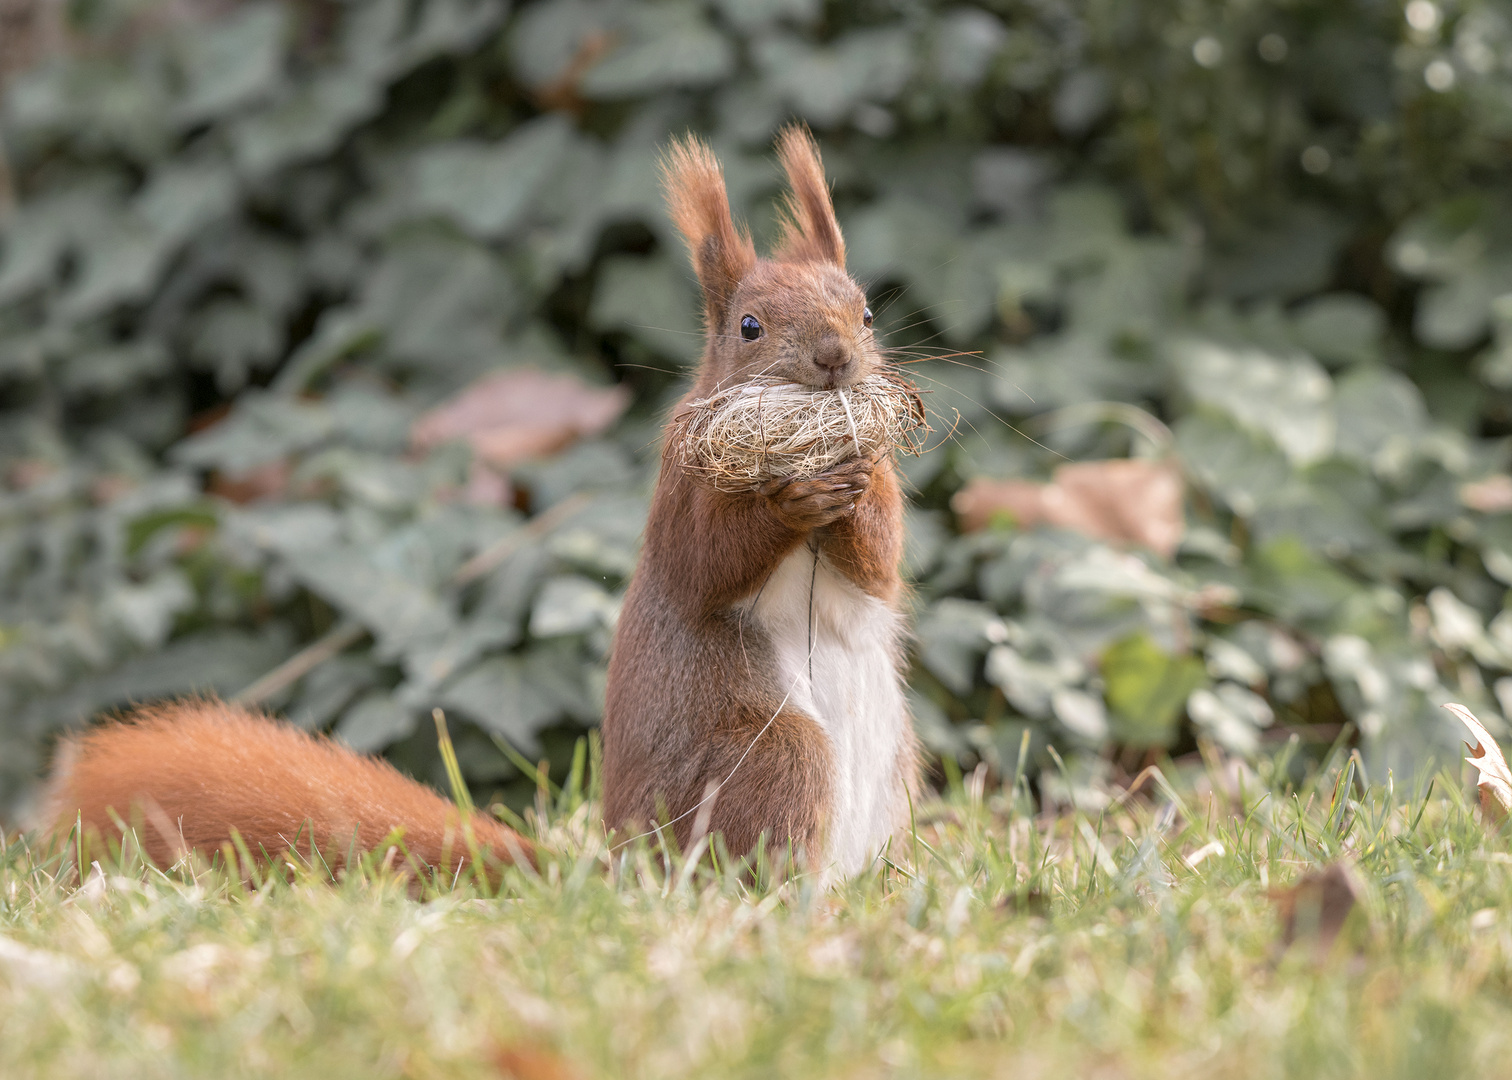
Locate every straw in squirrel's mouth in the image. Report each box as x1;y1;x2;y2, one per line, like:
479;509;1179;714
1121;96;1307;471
671;374;927;493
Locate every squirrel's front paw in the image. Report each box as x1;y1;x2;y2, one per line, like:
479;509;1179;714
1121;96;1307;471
761;457;873;530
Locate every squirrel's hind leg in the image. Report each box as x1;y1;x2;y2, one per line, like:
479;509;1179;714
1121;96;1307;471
672;705;834;871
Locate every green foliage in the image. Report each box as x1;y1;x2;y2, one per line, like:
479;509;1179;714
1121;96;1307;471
4;0;1512;813
1102;632;1208;748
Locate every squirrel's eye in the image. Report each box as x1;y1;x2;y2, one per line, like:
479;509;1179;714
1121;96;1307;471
740;314;762;341
862;307;873;329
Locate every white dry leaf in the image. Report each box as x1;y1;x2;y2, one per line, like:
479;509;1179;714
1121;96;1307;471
0;936;78;991
1445;702;1512;823
1183;840;1226;871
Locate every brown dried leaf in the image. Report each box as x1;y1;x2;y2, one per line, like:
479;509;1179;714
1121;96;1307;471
5;459;57;491
208;460;291;504
1272;862;1361;956
492;1041;583;1080
1460;475;1512;514
411;369;631;469
995;889;1048;916
951;478;1045;533
952;458;1185;558
1444;702;1512;824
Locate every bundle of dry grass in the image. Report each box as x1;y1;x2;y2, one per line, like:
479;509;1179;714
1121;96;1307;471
671;373;926;492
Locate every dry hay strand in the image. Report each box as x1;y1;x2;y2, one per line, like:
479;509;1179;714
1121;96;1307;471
671;373;927;492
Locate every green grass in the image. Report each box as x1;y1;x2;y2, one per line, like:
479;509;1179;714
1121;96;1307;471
4;751;1512;1079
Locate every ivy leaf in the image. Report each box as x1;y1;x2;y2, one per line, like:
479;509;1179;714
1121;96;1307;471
589;255;701;363
357;233;518;373
1174;412;1292;518
136;160;238;246
1066;237;1187;339
1172;339;1335;467
579;5;735;99
410;117;575;239
336;692;418;753
186;299;282;393
1389;199;1512;349
283;549;454;659
529;576;618;638
173;393;335;472
19;629;295;733
104;570;195;649
1101;632;1207;749
1052;688;1109;741
916;599;998;697
1291;294;1386;367
440;655;561;754
1251;538;1360;625
1207;204;1349;301
57;213;169;320
231;71;385;177
984;644;1084;722
59;342;170;399
286;656;380;731
988;333;1158;415
1188;683;1274;755
932;10;1008;90
1417;272;1509;350
0;192;80;302
1332;368;1428;471
755;26;913;127
173;4;288;126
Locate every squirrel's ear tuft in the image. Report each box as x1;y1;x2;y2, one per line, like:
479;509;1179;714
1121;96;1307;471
773;125;845;267
661;136;757;326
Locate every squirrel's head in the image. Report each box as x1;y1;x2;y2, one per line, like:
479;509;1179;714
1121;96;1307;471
662;126;877;392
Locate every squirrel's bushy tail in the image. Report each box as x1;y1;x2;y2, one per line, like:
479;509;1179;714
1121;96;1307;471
32;699;533;876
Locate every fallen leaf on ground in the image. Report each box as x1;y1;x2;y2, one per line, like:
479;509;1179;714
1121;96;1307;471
1445;702;1512;824
411;368;630;469
952;458;1184;558
493;1041;583;1080
1272;863;1361;957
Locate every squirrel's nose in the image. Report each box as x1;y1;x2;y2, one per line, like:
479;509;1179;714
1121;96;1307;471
814;340;849;371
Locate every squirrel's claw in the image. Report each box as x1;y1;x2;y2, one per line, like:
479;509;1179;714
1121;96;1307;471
762;457;873;530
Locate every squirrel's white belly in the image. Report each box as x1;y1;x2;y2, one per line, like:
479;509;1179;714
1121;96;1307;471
748;546;909;879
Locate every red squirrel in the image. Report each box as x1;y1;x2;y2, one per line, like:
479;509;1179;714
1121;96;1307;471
601;127;920;877
27;128;917;884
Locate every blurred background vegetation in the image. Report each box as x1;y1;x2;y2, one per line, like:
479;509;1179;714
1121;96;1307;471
1;0;1511;817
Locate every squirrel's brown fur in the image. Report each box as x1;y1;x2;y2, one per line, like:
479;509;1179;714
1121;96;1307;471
33;699;531;875
602;126;920;870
